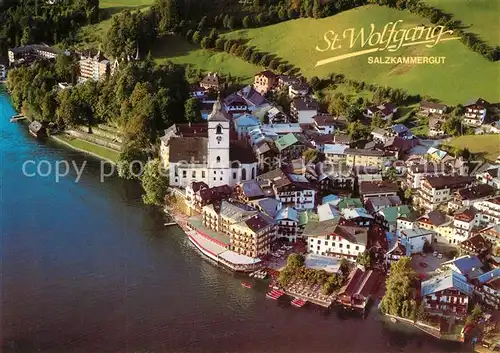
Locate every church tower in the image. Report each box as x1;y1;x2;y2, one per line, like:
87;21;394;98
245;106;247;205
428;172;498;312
207;98;231;187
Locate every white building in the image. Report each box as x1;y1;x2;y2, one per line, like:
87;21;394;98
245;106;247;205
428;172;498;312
475;196;500;225
290;97;318;124
166;99;258;188
304;221;368;260
452;208;480;244
399;227;434;255
323;143;348;164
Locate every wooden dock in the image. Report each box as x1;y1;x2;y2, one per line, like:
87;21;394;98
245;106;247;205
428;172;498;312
10;114;26;122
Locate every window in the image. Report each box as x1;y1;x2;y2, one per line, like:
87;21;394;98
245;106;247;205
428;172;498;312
216;125;222;134
214;171;216;174
214;177;216;181
317;240;321;245
339;243;343;248
202;171;205;178
221;171;223;174
355;246;359;251
217;156;221;163
192;171;196;178
233;172;237;179
220;177;223;181
332;242;335;247
346;244;350;249
241;168;247;181
182;170;187;178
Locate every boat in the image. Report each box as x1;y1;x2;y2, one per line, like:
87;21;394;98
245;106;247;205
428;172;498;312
291;298;306;308
266;289;285;300
241;281;252;289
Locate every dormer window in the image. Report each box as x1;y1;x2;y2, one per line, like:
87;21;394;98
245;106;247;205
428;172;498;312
216;125;222;134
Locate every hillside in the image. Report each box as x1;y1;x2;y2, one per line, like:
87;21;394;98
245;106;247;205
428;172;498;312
224;5;500;105
423;0;500;46
152;36;260;83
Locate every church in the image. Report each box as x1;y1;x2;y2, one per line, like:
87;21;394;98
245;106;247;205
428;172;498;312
165;99;258;188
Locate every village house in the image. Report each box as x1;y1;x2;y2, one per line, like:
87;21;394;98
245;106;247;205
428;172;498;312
304;219;368;260
323;143;348;165
416;175;476;211
275;207;303;242
475;196;500;226
344;148;392;168
371;128;391;143
256;169;317;210
313;114;337;135
452;207;480;244
290;97;319;124
385;240;407;266
316;171;354;191
288;81;310;98
233;113;260;139
8;44;63;66
406;163;447;189
0;64;7;80
275;133;309;162
459;233;491;256
474;269;500;310
364;102;398;120
474;225;500;248
337;268;381;309
189;183;233;213
463;98;489;126
365;195;402;213
420;100;447;115
359;181;399;200
441;255;485;280
448;184;497;212
223;94;249;115
235;180;269;204
428;116;446;137
391;124;414;140
340;207;374;227
78;51;111;82
253;70;276;95
415;210;454;243
266;106;290;124
421;270;473;319
200;72;225;91
28;121;46;138
399;227;434;255
377;205;412;233
475;165;500;189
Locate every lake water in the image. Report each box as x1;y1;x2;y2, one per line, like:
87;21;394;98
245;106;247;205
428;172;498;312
0;92;468;352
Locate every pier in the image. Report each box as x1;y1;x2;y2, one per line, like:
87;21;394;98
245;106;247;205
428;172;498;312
10;114;26;122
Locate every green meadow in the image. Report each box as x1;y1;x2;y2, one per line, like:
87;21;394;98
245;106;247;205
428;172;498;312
224;5;500;105
423;0;500;46
445;134;500;163
152;36;260;83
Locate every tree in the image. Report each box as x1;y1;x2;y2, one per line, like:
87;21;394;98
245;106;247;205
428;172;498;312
384;166;398;182
356;250;372;269
379;257;417;318
184;97;201;122
200;36;213;49
215;37;226;51
141;158;168;206
287;253;305;268
404;188;413;201
443;115;463;136
466;304;483;325
347;121;369;142
370;111;384;129
328;97;348;116
242;15;251;28
197;16;207;31
117;141;148;179
302;148;318;163
192;31;201;44
345;105;361;122
310;76;321;91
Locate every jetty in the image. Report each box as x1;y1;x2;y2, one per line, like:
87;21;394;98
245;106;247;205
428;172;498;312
291;298;307;308
10;114;26;122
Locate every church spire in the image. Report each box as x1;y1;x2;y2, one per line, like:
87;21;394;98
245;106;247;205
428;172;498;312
208;96;229;122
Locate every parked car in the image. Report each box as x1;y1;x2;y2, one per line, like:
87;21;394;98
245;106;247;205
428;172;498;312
437;253;443;259
420;261;428;268
433;251;438;257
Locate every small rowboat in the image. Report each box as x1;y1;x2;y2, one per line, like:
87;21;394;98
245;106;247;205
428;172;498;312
241;281;252;289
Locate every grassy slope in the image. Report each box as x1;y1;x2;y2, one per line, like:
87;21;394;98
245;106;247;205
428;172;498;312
224;5;500;105
152;36;261;83
75;0;154;49
423;0;500;46
58;135;120;163
445;134;500;162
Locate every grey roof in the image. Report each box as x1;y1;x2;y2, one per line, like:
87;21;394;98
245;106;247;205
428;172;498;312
421;271;473;297
218;200;257;223
208;98;230;122
445;255;484;279
256;198;281;218
241;180;265;198
168;137;208;163
420;100;447;110
463;97;489;108
292;97;318;111
257;169;291;189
